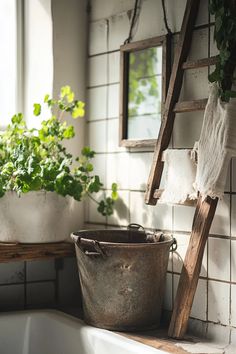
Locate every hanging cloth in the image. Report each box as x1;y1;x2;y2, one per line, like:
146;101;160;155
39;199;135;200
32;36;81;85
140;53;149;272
159;149;197;204
193;83;236;199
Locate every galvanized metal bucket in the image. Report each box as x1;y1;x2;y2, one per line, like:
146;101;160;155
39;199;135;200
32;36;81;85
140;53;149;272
71;224;176;332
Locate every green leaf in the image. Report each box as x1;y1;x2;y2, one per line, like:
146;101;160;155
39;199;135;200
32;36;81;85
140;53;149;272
33;103;41;116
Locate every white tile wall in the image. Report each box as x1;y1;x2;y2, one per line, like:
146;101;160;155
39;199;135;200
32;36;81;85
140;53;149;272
130;191;172;230
108;12;130;51
88;55;108;87
91;153;107;186
133;0;165;41
108;52;120;84
208;280;230;326
89;20;108;55
108;190;129;225
90;0;134;22
173;111;203;148
210;196;230;236
87;86;107;121
27;282;55;306
231;284;236;327
191;279;207;321
208;238;230;282
173;233;207;277
173;205;195;232
231;196;236;237
86;0;235;341
0;284;24;310
231;240;236;283
88;121;107;153
108;84;119;118
106;152;130;189
26;260;56;281
128;152;153;190
0;262;24;284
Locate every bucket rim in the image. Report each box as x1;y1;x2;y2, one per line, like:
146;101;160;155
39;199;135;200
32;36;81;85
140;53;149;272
71;229;174;247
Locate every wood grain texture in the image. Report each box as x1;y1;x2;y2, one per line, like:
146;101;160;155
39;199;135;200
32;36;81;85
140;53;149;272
145;0;201;205
0;242;75;263
182;55;218;69
168;196;218;339
173;98;207;113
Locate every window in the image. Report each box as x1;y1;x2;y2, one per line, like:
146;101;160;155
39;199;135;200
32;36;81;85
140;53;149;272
0;0;22;128
0;0;53;129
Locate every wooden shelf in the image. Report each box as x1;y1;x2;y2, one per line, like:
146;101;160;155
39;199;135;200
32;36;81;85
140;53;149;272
0;242;75;263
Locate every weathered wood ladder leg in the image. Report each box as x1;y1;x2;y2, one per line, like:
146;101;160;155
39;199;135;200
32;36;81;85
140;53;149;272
168;196;218;338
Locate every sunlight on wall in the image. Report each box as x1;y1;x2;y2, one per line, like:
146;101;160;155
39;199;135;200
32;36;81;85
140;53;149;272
24;0;53;128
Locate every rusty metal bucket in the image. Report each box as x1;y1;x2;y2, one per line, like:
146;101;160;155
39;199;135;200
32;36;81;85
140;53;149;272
71;224;176;332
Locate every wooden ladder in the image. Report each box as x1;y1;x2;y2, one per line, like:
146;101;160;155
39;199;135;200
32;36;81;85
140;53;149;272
145;0;219;339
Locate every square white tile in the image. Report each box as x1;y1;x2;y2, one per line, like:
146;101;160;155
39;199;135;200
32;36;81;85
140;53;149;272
108;190;129;226
128;152;153;191
87;86;107;121
191;279;207;321
88;55;108;87
172;233;207;277
232;196;236;237
26;260;56;282
106;152;130;189
173;205;195;232
90;0;134;22
87;190;107;224
89;20;108;55
108;12;130;51
0;284;24;310
91;153;107;187
0;262;24;284
107;118;126;152
130;191;172;230
231;240;236;282
231;284;236;327
232;158;236;192
108;84;119;118
210;195;230;236
180;67;209;101
27;282;55;306
88;120;107;153
173;111;203;148
108;51;120;84
189;28;208;60
133;0;165;40
208;280;230;326
208;238;230;282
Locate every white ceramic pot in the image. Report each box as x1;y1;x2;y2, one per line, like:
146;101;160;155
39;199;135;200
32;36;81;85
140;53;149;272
0;191;82;243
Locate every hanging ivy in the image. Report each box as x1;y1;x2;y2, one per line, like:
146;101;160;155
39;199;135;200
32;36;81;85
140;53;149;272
209;0;236;102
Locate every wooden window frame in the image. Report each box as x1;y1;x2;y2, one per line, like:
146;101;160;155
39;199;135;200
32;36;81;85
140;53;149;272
119;35;171;148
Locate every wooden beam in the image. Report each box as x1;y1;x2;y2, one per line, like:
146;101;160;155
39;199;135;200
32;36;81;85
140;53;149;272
168;196;218;338
145;0;201;205
0;242;75;263
174;99;207;113
182;56;218;70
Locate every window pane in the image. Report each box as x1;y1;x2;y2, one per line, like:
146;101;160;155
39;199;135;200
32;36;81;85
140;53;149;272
0;0;17;128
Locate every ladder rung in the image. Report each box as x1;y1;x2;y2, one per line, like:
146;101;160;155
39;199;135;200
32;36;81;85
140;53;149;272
153;188;197;206
174;98;207;113
182;56;218;70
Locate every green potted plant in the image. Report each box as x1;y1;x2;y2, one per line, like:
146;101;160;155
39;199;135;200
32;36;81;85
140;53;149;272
0;86;118;243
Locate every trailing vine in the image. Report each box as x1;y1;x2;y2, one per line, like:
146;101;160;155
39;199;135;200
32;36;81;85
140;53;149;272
209;0;236;101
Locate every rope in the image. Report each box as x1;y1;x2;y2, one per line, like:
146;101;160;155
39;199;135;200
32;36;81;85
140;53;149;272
161;0;172;35
124;0;140;44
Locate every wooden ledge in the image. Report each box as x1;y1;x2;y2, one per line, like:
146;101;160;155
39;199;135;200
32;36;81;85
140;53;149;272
0;242;75;263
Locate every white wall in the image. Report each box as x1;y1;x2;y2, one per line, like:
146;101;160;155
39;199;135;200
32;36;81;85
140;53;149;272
86;0;236;343
52;0;88;229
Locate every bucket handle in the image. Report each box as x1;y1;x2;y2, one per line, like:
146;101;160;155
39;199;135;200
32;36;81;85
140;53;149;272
170;238;177;252
127;223;145;232
73;235;106;257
